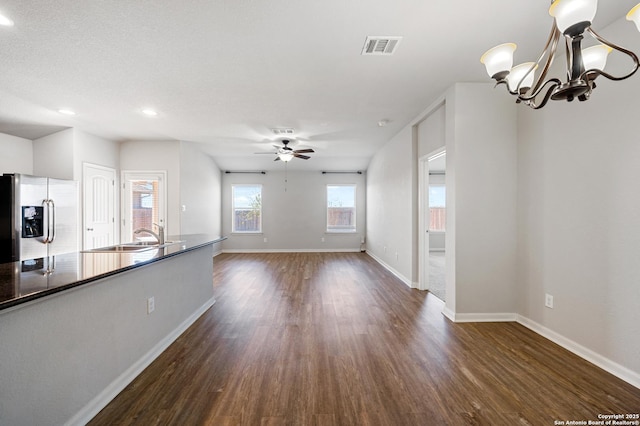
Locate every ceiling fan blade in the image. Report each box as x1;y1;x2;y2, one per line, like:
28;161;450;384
293;149;314;154
294;154;310;160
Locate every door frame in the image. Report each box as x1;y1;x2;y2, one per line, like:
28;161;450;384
120;170;167;243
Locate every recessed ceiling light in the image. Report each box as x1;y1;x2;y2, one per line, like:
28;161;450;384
58;109;76;116
142;108;158;117
0;11;14;27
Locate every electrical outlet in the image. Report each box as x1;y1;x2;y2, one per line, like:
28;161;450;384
384;246;387;253
321;237;325;243
147;296;155;314
263;237;268;243
395;252;399;260
545;293;554;309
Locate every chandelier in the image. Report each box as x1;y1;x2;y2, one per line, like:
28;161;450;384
480;0;640;109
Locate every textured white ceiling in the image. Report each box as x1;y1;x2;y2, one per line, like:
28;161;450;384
0;0;636;171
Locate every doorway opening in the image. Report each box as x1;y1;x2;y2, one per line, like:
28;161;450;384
427;151;446;301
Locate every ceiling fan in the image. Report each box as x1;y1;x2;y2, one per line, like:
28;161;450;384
255;139;315;162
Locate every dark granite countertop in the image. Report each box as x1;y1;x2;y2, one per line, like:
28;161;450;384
0;234;225;311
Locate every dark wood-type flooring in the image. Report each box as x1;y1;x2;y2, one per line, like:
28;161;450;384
90;252;640;425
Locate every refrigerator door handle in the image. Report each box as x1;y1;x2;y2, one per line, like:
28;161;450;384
42;199;51;243
48;199;56;243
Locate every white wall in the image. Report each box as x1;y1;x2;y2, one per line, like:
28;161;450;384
73;129;120;178
222;170;366;252
179;142;222;236
516;16;640;378
120;140;181;236
32;128;120;180
449;83;518;315
33;128;75;179
0;133;33;174
366;83;518;307
366;126;416;283
417;101;446;158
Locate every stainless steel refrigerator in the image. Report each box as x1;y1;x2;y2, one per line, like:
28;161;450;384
0;173;79;263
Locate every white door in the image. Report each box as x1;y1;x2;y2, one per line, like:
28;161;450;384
121;171;167;243
83;163;116;250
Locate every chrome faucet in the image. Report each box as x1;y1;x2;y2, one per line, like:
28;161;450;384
133;223;165;245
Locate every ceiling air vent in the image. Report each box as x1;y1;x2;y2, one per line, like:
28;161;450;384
271;128;295;135
361;36;402;56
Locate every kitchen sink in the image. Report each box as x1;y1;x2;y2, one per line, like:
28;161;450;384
125;240;182;246
83;240;184;253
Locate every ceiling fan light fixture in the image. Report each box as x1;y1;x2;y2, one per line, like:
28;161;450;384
279;153;294;162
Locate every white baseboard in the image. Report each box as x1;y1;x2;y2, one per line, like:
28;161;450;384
516;315;640;389
67;297;216;426
366;251;412;287
445;311;517;323
222;248;361;254
442;307;455;321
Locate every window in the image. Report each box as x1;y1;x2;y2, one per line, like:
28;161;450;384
327;184;356;232
429;184;446;231
232;185;262;233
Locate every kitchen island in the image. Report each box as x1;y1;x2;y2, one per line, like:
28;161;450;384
0;234;225;426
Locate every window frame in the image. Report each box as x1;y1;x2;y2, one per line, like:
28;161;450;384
231;184;263;234
326;184;357;233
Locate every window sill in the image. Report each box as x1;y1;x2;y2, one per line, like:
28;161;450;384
231;232;263;236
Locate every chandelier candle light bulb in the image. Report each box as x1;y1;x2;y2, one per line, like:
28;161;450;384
507;63;538;93
582;44;612;71
480;43;517;79
480;0;640;109
549;0;598;36
627;4;640;31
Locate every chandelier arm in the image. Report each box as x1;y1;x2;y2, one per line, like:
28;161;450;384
494;79;521;96
583;27;640;82
524;81;562;110
517;77;562;102
528;25;561;95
